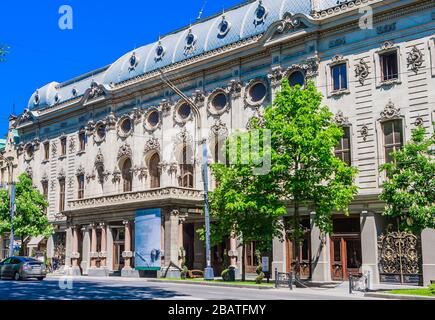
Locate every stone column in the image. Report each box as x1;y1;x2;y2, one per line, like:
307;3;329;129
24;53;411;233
121;220;138;277
422;228;435;286
65;227;72;268
163;209;181;278
70;226;81;276
310;212;331;282
106;226;113;272
90;223;97;268
178;213;188;266
360;211;380;286
272;218;286;276
100;223;107;267
81;227;90;275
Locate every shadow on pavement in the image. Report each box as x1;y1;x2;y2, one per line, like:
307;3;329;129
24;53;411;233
0;278;188;300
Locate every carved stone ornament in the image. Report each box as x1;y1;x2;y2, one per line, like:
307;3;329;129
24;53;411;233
210;119;229;138
168;162;178;175
355;58;370;85
105;112;117;130
41;172;49;183
69;136;76;154
227;80;242;98
276;12;301;34
407;46;424;74
268;66;284;88
360;125;369;142
160;99;172;116
380;100;401;121
174;127;193;145
25;166;33;179
58;168;66;181
334;111;350;127
133;165;148;180
50;180;56;192
86;120;96;135
192;90;205;106
112;169;121;184
51;142;57;157
68;176;74;188
88;81;105;100
76;165;85;176
286;55;319;79
414;117;424;127
131;107;143;124
117;143;133;161
86;170;96;183
95;149;104;168
144;138;160;154
246;107;265;130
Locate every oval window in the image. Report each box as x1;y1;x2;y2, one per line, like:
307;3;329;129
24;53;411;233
256;5;266;20
289;71;305;87
212;93;228;110
186;33;195;46
178;103;192;119
147;111;160;127
97;124;106;139
121;118;132;133
249;82;267;103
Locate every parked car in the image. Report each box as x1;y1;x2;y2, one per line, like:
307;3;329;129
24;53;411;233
0;256;46;281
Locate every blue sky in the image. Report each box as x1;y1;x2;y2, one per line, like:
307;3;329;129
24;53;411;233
0;0;243;136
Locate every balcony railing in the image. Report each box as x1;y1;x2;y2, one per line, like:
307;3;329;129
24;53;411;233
67;187;204;212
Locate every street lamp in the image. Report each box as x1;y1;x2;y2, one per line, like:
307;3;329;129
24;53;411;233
6;156;15;257
159;70;214;280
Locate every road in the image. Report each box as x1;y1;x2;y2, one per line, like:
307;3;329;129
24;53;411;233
0;276;378;300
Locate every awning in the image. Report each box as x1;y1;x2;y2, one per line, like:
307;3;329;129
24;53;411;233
27;235;45;247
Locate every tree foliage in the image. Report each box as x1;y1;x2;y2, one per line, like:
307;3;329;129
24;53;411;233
0;44;8;62
379;126;435;233
0;174;53;247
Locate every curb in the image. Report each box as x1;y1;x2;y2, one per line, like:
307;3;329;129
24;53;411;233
365;292;435;300
147;279;275;290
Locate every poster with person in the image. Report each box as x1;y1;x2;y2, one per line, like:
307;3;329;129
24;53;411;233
135;208;161;271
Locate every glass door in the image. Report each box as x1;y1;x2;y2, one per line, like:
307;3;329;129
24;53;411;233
330;236;362;280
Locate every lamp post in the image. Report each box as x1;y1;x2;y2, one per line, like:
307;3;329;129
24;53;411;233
6;157;15;257
159;70;214;280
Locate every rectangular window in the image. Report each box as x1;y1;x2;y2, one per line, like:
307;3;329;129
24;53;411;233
331;63;348;91
79;132;86;152
59;179;65;212
44;142;50;160
334;127;352;166
383;120;403;163
380;51;398;81
77;175;85;199
60;138;67;156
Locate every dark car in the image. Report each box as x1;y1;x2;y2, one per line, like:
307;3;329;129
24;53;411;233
0;256;46;281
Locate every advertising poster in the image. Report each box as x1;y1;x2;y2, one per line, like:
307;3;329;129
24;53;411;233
135;208;161;271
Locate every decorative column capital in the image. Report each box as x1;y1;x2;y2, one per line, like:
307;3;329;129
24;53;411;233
123;220;131;226
89;223;96;228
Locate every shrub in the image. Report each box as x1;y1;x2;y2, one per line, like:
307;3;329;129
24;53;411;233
429;284;435;295
180;266;188;279
255;263;265;284
221;269;230;282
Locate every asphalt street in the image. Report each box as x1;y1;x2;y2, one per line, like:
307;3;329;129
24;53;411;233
0;277;380;300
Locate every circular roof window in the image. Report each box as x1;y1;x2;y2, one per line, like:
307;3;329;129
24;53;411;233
72;88;77;97
34;91;40;106
184;31;197;55
249;82;267;103
218;16;231;38
178;103;192;119
155;42;166;62
254;1;268;26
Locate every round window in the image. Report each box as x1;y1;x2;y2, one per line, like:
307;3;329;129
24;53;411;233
212;93;228;110
256;5;267;20
147;111;160;127
97;124;106;139
249;82;267;103
121;118;132;133
186;33;195;46
289;71;305;87
178;103;192;119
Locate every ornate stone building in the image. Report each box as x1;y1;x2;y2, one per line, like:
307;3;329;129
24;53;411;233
3;0;435;284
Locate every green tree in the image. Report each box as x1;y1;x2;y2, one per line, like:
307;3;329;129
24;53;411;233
261;79;358;279
207;131;287;281
0;173;53;255
379;126;435;233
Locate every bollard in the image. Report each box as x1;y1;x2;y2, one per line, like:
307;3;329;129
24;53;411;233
289;271;293;290
275;268;278;288
349;272;353;294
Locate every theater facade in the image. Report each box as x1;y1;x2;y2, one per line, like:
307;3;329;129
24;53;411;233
1;0;435;284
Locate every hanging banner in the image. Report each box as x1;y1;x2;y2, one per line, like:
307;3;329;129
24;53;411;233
135;208;161;271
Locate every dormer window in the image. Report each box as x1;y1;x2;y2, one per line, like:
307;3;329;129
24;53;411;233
254;1;268;26
218;16;231;38
155;41;166;62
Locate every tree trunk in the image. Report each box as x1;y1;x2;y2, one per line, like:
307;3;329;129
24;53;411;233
241;243;246;282
293;200;301;281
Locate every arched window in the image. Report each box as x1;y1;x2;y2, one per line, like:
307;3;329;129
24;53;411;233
122;158;133;192
149;153;160;189
179;145;194;188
